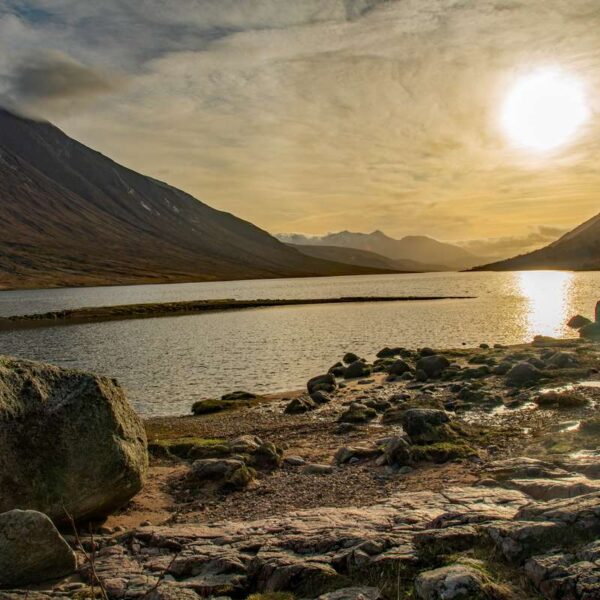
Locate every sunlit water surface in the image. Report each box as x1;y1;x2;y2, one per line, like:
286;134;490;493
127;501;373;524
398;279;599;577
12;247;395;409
0;271;597;416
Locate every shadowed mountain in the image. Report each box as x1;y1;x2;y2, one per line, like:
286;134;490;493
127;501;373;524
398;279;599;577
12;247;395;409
473;211;600;271
287;244;448;272
0;108;392;289
277;230;482;271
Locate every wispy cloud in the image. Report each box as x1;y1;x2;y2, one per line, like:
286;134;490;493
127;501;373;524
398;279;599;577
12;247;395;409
0;0;599;249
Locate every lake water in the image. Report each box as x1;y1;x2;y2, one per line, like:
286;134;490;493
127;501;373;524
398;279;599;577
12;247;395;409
0;271;598;416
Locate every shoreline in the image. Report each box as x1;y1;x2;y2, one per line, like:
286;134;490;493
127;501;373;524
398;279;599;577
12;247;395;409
0;295;474;330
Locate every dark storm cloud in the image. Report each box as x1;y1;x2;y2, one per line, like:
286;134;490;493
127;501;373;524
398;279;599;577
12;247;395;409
8;51;119;100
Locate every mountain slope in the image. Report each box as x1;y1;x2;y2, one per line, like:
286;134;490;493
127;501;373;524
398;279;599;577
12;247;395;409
288;244;448;272
277;230;482;270
0;108;386;289
474;212;600;271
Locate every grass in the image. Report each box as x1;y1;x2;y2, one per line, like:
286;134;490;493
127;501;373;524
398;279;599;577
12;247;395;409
410;440;476;463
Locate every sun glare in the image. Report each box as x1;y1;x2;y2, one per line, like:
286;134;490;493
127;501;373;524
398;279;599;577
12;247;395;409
502;69;590;152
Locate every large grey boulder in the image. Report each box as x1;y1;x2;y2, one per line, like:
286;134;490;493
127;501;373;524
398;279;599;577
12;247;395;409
0;509;76;587
0;357;148;523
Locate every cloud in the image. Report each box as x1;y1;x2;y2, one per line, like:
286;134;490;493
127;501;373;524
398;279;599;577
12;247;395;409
0;0;599;242
8;51;120;101
457;226;569;261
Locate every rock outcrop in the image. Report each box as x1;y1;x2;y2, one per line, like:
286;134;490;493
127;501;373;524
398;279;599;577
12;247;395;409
0;357;148;523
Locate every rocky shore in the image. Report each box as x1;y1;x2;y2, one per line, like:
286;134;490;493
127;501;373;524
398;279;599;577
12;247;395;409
1;327;600;599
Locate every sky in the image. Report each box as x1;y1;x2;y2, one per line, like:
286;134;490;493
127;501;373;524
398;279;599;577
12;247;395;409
0;0;599;259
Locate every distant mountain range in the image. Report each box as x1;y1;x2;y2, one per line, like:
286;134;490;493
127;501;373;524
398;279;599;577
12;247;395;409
475;211;600;271
277;231;483;271
0;108;395;289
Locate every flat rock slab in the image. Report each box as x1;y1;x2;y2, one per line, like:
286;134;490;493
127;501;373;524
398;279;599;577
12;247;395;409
75;487;527;598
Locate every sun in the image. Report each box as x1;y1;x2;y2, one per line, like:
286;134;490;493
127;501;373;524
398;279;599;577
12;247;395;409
501;68;590;152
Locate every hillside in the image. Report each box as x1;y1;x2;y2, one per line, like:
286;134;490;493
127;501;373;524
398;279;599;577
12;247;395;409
474;211;600;271
278;230;482;271
0;108;386;290
288;244;448;272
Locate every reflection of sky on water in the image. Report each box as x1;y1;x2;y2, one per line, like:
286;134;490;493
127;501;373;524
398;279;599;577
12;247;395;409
516;271;576;339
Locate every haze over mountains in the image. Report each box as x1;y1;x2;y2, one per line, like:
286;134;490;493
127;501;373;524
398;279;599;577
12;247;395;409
475;211;600;271
277;231;484;271
0;108;394;289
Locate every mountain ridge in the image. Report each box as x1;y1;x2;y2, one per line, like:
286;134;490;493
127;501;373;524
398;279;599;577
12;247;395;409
277;230;482;271
0;107;391;289
473;211;600;271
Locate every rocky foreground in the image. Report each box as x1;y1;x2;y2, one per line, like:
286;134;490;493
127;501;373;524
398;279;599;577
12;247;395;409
2;331;600;599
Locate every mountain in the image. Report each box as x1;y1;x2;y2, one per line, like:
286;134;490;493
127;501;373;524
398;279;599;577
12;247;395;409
0;108;389;289
474;212;600;271
287;244;448;272
277;230;482;270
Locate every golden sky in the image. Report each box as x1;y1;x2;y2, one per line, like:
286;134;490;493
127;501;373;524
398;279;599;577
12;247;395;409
1;0;599;257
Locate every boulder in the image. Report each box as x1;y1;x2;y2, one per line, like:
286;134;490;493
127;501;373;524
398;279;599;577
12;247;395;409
191;458;254;490
310;390;332;405
381;436;412;466
386;360;411;376
546;352;579;368
376;347;403;358
343;352;360;364
335;445;381;465
416;355;450;378
328;362;346;377
401;409;452;444
0;509;76;587
505;362;542;386
579;321;600;339
343;361;371;379
285;396;317;414
338;403;377;424
567;314;592;329
307;373;337;394
0;357;148;523
415;564;488;600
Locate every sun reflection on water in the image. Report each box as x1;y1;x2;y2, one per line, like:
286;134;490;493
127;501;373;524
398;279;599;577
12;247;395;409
516;271;575;339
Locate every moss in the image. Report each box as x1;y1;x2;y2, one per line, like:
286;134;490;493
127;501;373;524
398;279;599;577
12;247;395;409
534;390;588;408
148;436;226;459
411;440;476;463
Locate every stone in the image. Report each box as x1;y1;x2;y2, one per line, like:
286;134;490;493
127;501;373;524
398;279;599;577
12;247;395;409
492;361;512;375
506;476;600;501
335;446;381;465
579;321;600;339
484;457;572;481
386;360;412;376
343;361;371;379
343;352;361;364
317;586;382;600
338;403;377;424
382;436;412;466
310;390;332;405
400;409;452;444
307;373;337;394
191;458;254;490
567;314;592;329
284;455;306;466
0;356;148;523
414;564;488;600
329;362;346;377
546;352;579;368
416;355;450;378
505;362;543;386
304;463;334;475
285;396;317;414
0;509;76;587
